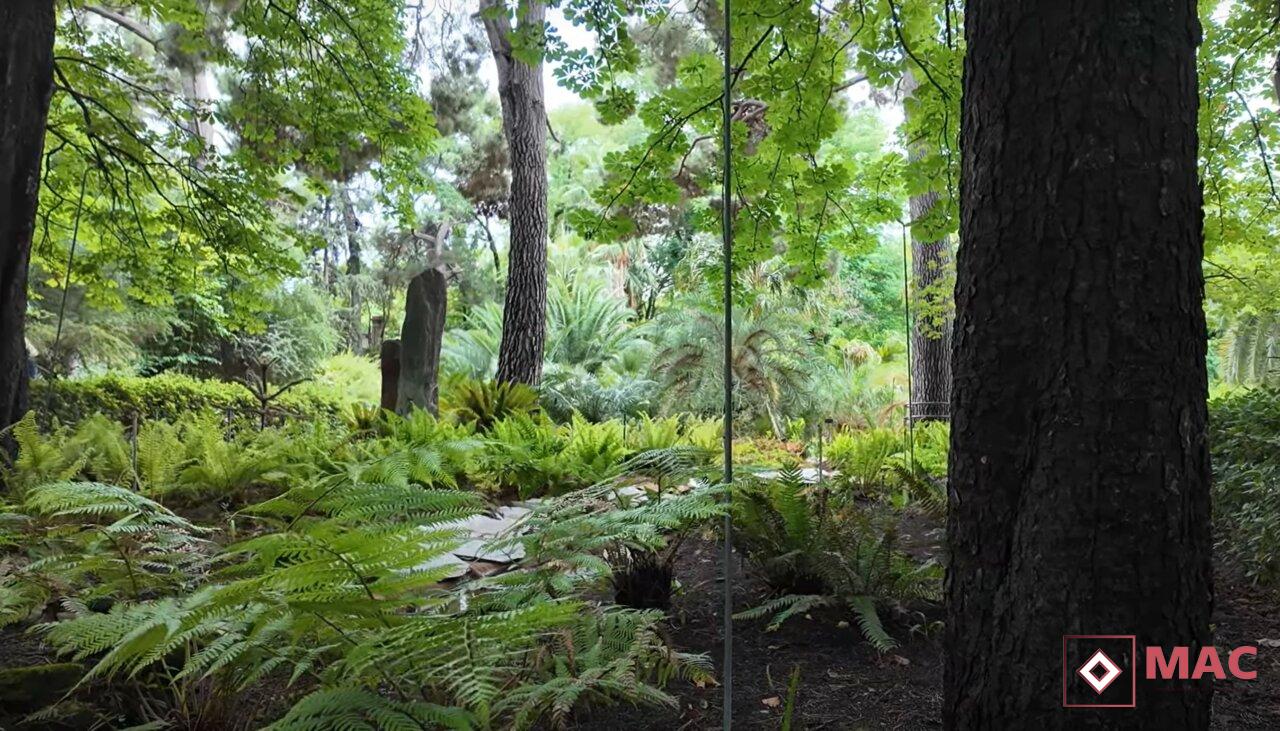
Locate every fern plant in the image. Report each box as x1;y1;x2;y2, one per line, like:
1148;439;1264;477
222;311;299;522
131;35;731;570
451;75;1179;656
826;427;902;493
0;413;85;497
516;446;722;610
731;470;941;651
1;481;212;627
32;443;710;729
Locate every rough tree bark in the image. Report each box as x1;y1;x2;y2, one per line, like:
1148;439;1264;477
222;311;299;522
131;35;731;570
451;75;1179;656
945;1;1212;727
482;0;549;386
903;72;953;422
0;0;56;454
396;269;447;415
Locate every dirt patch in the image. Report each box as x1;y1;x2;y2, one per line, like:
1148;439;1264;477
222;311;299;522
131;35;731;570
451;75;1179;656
571;537;1280;730
568;534;944;730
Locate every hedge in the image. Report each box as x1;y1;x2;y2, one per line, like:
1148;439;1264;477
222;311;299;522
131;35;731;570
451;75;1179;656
28;373;346;428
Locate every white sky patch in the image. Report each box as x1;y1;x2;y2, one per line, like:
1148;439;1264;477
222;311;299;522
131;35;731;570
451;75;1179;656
475;8;596;110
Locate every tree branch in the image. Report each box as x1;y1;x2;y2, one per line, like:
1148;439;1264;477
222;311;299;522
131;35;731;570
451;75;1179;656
83;5;158;47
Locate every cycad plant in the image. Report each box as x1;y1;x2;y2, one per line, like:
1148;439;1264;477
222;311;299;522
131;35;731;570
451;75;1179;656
446;379;540;431
544;275;643;373
654;304;809;438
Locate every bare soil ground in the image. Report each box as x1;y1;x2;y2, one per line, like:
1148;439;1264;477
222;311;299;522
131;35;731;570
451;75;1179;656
570;534;1280;730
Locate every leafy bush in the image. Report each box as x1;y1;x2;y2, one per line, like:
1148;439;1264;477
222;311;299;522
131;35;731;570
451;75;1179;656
904;420;949;478
308;353;382;405
29;373;345;427
479;413;625;499
1211;387;1280;583
1;412;321;510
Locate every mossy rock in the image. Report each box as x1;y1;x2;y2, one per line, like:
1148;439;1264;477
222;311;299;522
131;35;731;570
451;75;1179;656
0;663;83;711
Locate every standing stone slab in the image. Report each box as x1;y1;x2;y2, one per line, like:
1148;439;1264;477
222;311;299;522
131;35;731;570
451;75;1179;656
379;339;401;411
397;268;447;415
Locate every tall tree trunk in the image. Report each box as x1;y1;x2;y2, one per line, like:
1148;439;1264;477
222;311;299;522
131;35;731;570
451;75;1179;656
946;1;1211;727
903;73;953;422
0;0;55;454
341;186;363;352
482;0;549;386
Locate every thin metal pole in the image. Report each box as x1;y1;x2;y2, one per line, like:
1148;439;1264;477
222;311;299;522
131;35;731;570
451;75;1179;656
52;170;90;375
901;223;915;472
721;0;735;726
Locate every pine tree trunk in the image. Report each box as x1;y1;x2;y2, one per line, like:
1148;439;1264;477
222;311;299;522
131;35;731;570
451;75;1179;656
482;0;549;386
0;0;55;454
903;73;953;422
945;1;1211;727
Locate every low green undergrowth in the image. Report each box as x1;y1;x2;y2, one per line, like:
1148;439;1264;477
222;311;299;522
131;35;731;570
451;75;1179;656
730;469;942;652
1;427;720;728
1211;387;1280;584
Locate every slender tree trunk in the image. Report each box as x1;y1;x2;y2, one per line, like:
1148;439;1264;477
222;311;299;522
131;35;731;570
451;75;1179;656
0;0;55;455
946;1;1211;727
341;186;364;352
902;72;953;422
482;0;549;386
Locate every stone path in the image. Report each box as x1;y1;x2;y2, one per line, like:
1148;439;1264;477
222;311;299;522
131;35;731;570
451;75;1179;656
417;466;835;581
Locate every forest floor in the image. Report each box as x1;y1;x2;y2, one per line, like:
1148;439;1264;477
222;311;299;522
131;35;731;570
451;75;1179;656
570;529;1280;730
4;517;1278;729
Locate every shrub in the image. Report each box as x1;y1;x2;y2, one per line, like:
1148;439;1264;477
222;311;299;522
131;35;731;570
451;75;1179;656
308;353;382;405
2;412;325;508
1211;387;1280;583
539;364;656;423
29;373;345;428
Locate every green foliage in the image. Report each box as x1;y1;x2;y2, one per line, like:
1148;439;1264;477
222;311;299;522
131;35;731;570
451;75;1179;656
902;420;950;480
731;470;940;651
540;364;656;423
30;373;345;427
9;421;709;728
545;273;643;372
309;353;382;405
827;428;903;492
1211;387;1280;583
2;411;318;508
2;481;211;626
654;303;809;437
447;379;541;432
